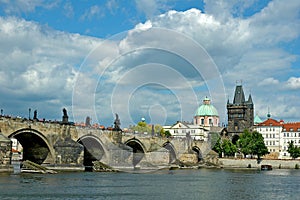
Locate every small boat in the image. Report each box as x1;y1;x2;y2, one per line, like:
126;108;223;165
261;164;272;170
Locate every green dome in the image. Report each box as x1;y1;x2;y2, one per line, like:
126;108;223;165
195;97;218;116
195;104;219;116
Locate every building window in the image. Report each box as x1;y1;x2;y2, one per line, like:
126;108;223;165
295;133;297;137
284;133;286;137
298;133;300;137
290;128;294;131
273;141;275;145
266;141;268;145
201;119;204;125
209;118;212;125
287;133;289;137
266;134;268;138
273;134;275;138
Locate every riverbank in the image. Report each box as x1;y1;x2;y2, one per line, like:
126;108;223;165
220;158;300;169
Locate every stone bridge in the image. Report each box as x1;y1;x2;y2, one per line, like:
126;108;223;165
0;116;212;171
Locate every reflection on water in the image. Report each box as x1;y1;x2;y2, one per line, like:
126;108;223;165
0;168;299;200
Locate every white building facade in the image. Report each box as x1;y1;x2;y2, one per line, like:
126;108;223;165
255;118;300;159
255;118;282;158
281;122;300;159
163;121;209;141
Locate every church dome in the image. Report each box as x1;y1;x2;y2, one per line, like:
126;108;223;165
195;97;219;117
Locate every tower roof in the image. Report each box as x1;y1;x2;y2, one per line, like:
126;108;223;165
233;85;245;104
254;114;263;124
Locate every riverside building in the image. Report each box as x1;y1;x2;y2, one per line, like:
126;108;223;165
163;97;221;141
255;116;300;159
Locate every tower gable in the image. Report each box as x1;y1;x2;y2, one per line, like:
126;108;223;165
233;85;245;104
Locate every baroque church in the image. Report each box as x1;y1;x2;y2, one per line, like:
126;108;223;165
227;84;254;140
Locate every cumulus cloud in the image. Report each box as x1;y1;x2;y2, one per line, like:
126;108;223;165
134;0;175;19
0;17;100;119
285;77;300;90
1;0;300;126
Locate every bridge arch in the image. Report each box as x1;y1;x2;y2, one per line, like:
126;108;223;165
162;142;177;164
124;138;146;166
9;128;54;164
192;146;203;162
77;135;107;171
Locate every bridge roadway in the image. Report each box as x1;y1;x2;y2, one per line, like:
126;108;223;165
0;116;212;171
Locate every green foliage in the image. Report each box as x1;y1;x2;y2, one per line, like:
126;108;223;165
222;139;237;157
237;130;269;159
137;121;147;127
212;138;222;157
154;124;163;133
213;138;237;157
132;121;151;133
159;128;171;138
287;141;300;159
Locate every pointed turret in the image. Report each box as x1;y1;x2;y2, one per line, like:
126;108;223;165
247;94;253;104
233;85;245;104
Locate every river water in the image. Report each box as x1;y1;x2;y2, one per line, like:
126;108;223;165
0;168;299;200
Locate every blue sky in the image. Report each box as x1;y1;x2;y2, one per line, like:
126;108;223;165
0;0;300;127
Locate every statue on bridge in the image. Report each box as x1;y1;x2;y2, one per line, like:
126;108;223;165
62;108;69;124
33;110;38;120
113;113;121;131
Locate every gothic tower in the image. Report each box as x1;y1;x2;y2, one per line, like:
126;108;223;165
227;85;254;137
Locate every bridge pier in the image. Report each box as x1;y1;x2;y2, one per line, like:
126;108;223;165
0;132;13;172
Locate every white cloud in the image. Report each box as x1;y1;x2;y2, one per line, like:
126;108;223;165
285;77;300;90
134;0;174;19
0;0;58;14
63;1;74;18
0;17;100;119
1;0;300;126
80;5;104;21
258;77;279;86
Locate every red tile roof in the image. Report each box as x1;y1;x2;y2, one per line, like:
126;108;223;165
283;122;300;132
257;118;282;126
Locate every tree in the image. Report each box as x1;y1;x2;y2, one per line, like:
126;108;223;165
287;141;300;159
213;138;222;157
213;138;237;157
159;128;171;138
238;130;268;160
131;121;151;133
222;139;237;157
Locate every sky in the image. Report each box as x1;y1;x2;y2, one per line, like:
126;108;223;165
0;0;300;127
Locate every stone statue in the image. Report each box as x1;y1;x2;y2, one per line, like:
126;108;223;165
113;113;121;131
63;108;68;117
62;108;69;124
33;110;38;120
85;116;91;127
